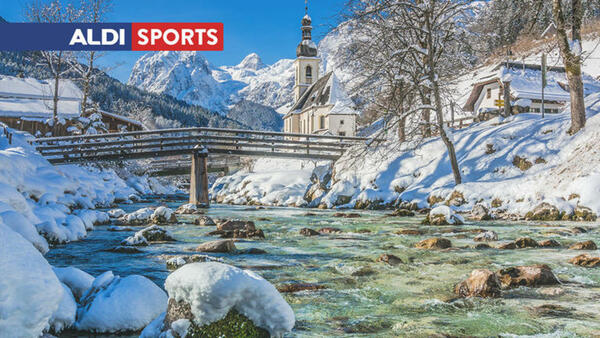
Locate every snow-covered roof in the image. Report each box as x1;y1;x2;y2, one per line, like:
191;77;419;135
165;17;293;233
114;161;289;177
285;72;358;117
463;62;573;111
0;76;82;119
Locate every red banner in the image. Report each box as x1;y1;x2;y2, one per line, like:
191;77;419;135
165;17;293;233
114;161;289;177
131;23;223;51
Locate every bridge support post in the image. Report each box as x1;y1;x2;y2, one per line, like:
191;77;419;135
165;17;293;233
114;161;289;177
189;145;210;208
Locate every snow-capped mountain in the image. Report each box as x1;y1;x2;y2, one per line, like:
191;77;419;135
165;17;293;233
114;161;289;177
127;26;358;121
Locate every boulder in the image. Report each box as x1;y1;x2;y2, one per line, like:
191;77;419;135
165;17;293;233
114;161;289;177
514;237;539;248
194;216;216;226
415;237;452;249
217;220;255;231
496;242;517;250
538;239;561;248
319;227;342;234
571;206;597;221
474;243;491;250
422;206;464;226
277;283;326;293
300;228;320;236
121;225;175;246
496;265;559;289
75;272;167;333
376;254;403;266
568;240;597;250
454;269;501;298
150;206;178;224
107;246;143;254
388;209;416;217
568;254;600;268
473;231;498;242
207;228;265;240
149;262;294;337
525;203;562;221
395;229;424;235
470;204;492;221
194;240;236;253
175;203;204;215
107;209;125;218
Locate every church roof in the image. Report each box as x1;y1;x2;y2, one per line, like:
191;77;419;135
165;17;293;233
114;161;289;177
285;72;358;118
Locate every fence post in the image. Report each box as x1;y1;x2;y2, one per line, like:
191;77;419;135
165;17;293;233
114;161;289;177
189;145;210;208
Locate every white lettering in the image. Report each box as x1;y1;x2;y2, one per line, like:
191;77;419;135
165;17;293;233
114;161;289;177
101;29;119;45
194;28;206;44
87;29;100;45
181;29;194;45
137;29;149;45
206;29;218;45
69;29;87;45
163;29;179;45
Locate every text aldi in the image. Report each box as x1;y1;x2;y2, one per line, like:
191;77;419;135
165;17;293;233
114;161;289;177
0;23;224;51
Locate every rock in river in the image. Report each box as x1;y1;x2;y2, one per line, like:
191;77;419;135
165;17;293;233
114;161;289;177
376;254;403;266
568;240;597;250
454;269;501;298
415;237;452;249
300;228;320;236
569;254;600;267
195;216;216;226
194;239;237;253
121;225;176;246
473;231;498;242
496;264;559;289
514;237;539;248
277;283;326;293
538;239;561;248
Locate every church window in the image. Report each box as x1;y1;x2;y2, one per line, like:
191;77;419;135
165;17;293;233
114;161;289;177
486;88;492;99
319;115;325;129
340;119;345;125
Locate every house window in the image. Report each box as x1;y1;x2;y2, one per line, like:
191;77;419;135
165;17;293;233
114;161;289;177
306;65;312;84
486;88;492;99
339;131;346;136
340;120;344;125
319;115;325;129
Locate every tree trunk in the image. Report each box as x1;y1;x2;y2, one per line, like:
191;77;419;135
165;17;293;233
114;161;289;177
503;81;512;117
433;79;461;185
420;90;432;137
553;0;586;134
397;115;406;142
82;51;95;114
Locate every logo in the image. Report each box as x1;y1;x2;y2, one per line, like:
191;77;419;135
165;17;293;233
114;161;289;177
0;23;224;51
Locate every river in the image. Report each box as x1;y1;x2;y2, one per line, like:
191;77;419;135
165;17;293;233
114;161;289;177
46;198;600;337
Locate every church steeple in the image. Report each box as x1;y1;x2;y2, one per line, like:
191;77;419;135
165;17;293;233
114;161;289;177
294;0;320;102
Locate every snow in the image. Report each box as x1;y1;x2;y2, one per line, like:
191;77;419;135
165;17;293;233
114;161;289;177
0;223;63;337
49;283;77;333
75;272;168;333
108;208;126;218
321;91;600;216
0;210;49;254
164;262;295;337
210;158;321;207
52;266;94;301
123;207;154;223
429;205;464;225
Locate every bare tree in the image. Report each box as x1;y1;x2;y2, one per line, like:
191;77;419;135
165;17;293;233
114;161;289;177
553;0;586;134
343;0;470;185
70;0;113;114
25;0;81;134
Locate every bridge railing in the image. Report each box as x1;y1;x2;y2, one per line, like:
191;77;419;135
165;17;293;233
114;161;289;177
33;127;371;164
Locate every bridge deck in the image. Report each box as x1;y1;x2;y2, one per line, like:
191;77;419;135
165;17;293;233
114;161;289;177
33;127;370;164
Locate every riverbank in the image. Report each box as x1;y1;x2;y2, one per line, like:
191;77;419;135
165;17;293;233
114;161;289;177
212;93;600;223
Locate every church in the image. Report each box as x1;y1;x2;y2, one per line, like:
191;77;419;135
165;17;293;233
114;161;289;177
283;10;358;137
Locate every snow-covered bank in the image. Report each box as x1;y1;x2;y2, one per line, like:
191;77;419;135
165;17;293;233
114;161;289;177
0;125;178;336
209;93;600;220
210;158;322;207
317;92;600;218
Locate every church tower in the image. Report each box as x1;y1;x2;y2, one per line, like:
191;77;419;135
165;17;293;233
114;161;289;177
293;2;320;102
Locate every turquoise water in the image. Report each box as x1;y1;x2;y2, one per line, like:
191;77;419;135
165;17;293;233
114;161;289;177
47;200;600;337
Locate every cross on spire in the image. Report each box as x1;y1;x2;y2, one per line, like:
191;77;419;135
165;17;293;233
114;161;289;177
305;0;308;15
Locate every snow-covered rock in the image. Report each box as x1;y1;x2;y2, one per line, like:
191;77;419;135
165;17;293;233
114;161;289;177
75;271;168;333
156;262;294;337
121;225;176;246
108;208;125;218
49;283;77;333
424;206;465;225
0;210;49;254
52;266;94;301
0;223;63;337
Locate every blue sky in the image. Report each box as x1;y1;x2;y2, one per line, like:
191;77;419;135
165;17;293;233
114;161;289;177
0;0;345;82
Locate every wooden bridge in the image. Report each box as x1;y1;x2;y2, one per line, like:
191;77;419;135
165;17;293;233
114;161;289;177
33;127;369;207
